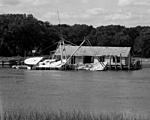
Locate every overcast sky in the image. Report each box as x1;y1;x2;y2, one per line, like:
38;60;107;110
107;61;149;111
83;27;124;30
0;0;150;27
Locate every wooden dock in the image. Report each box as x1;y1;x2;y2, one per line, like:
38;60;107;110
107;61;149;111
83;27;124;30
0;60;11;68
0;58;24;68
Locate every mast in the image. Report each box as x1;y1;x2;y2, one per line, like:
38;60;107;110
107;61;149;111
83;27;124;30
57;9;61;26
62;39;67;60
57;9;67;63
59;41;63;63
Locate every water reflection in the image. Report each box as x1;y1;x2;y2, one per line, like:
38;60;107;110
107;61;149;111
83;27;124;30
0;68;150;114
0;89;3;120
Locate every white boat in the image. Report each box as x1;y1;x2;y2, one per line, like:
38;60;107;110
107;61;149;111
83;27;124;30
24;57;43;66
36;59;66;69
36;39;86;70
12;65;31;70
35;40;67;69
76;61;107;71
37;59;56;68
49;59;67;69
90;61;107;71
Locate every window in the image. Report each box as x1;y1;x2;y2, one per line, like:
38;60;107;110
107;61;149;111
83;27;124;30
113;56;120;63
99;56;105;62
71;56;75;64
84;56;93;63
117;57;120;63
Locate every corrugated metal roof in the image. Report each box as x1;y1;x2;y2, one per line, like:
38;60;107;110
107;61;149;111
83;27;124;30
55;45;131;57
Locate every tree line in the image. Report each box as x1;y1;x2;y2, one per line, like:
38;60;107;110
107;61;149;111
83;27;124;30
0;14;150;57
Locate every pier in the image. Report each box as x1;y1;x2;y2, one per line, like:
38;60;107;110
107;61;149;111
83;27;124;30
0;57;24;68
0;60;11;68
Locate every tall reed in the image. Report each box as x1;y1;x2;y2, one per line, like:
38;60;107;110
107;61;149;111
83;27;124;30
0;110;148;120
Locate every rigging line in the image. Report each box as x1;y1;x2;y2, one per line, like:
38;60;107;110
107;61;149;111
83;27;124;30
65;38;86;64
57;9;62;39
51;41;61;59
42;41;59;52
63;39;77;46
57;9;61;26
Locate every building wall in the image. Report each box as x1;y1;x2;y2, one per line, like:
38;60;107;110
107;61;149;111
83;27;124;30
75;56;83;64
104;57;127;65
56;55;130;66
74;56;130;66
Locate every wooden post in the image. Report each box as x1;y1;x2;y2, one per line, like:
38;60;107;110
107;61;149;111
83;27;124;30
74;56;76;64
140;57;142;69
60;41;63;63
114;56;117;70
128;54;131;70
120;54;123;70
109;55;111;70
62;40;67;60
73;56;75;64
2;61;4;68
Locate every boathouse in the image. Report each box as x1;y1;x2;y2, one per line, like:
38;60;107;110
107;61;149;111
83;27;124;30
54;45;132;70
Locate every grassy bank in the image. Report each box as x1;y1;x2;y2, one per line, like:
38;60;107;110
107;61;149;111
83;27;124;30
0;110;149;120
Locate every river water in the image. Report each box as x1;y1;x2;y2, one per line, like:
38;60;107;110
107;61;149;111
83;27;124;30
0;68;150;114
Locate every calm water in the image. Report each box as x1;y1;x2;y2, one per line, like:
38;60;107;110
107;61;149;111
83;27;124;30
0;68;150;114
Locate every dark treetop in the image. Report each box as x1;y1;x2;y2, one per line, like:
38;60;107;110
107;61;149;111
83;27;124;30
0;14;150;57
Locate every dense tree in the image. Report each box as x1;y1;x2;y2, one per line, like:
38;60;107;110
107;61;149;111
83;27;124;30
0;14;150;57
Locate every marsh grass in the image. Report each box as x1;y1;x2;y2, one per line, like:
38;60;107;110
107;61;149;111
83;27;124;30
0;110;149;120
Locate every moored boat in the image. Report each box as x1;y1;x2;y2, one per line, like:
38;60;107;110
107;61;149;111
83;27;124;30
12;65;31;70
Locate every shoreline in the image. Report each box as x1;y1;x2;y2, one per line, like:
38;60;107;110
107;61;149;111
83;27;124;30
0;56;150;68
0;110;149;120
141;58;150;68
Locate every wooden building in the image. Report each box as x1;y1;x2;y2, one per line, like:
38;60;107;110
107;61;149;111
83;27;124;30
54;45;133;70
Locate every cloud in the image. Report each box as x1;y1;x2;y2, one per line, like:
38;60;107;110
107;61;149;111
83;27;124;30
42;12;57;19
81;0;89;3
103;8;150;27
41;8;137;27
0;0;49;6
0;0;21;6
118;0;134;6
43;8;103;21
134;0;150;6
42;11;77;22
118;0;150;6
1;0;150;27
86;8;105;15
29;0;49;6
106;12;132;20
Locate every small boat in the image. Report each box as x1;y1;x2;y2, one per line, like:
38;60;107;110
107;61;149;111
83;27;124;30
89;61;107;71
37;59;56;68
35;40;67;70
76;61;107;71
36;59;66;69
24;57;43;65
12;65;31;70
12;57;44;70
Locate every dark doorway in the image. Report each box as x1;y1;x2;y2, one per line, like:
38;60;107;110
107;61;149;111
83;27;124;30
71;56;75;64
84;56;93;63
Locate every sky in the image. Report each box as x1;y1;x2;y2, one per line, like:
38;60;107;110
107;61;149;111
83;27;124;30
0;0;150;27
